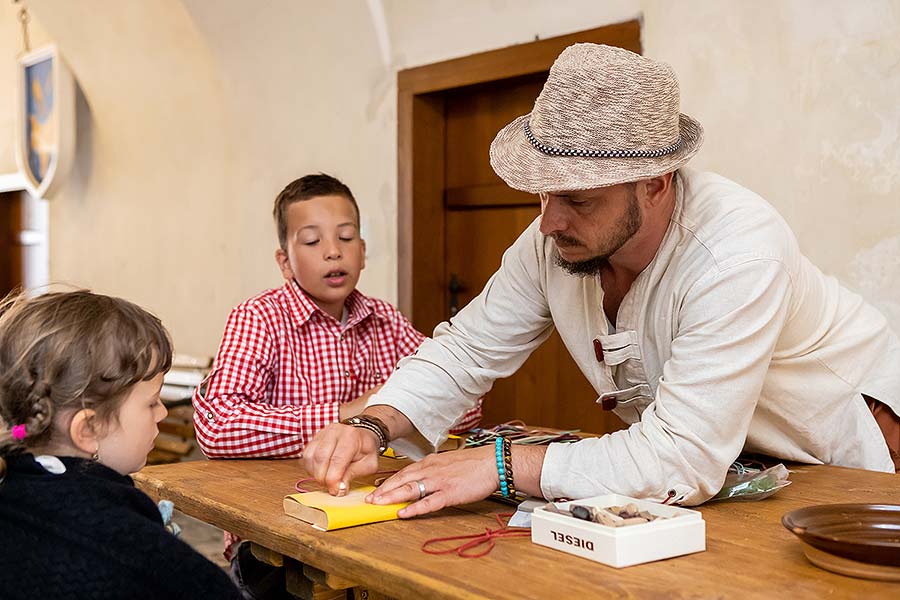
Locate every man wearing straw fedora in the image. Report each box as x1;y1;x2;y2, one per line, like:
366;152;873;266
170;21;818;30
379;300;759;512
304;43;900;514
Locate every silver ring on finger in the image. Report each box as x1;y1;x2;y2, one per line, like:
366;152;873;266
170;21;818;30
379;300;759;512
415;479;427;500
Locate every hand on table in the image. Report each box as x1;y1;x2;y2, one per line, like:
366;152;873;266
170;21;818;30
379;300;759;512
366;444;500;518
302;423;381;495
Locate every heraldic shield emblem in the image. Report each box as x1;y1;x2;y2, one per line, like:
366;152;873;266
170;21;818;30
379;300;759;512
15;45;75;199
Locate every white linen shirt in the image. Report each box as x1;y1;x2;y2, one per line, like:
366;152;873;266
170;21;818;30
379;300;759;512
371;169;900;505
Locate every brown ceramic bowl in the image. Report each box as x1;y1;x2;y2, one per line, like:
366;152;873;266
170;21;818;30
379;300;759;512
782;504;900;567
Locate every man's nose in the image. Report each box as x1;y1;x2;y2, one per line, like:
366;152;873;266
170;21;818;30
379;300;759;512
539;197;565;236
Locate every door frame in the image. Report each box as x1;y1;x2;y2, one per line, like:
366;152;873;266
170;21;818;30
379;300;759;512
396;20;641;328
0;173;49;295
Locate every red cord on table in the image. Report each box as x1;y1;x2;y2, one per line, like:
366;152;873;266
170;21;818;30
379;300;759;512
421;513;530;558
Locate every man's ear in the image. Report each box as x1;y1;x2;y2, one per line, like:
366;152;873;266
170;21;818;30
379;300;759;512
69;408;100;456
641;172;675;207
274;248;293;281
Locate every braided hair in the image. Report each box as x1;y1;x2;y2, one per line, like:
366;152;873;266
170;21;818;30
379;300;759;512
0;290;172;481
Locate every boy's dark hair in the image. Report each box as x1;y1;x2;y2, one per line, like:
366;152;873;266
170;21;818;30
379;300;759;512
0;290;172;480
273;173;360;250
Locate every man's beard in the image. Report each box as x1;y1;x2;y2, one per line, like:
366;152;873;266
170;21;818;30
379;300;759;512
554;190;642;277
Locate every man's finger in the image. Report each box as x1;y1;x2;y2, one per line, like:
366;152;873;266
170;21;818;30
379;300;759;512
398;490;448;518
366;463;424;502
370;477;427;505
323;440;357;495
340;455;380;494
307;426;341;484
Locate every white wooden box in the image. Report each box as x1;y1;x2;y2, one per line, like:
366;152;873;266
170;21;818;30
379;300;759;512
531;494;705;567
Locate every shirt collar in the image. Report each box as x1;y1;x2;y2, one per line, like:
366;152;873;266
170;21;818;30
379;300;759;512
8;452;131;484
283;279;378;330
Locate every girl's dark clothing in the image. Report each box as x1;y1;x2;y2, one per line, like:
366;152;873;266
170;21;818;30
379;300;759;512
0;453;241;599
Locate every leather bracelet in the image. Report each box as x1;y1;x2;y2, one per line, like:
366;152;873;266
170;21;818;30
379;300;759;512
495;436;517;498
502;436;516;496
341;414;390;455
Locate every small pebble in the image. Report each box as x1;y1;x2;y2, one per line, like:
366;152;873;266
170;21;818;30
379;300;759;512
555;503;671;527
591;507;624;527
543;503;572;517
571;505;593;521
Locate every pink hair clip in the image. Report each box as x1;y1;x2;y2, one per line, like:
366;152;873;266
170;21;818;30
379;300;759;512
10;424;27;441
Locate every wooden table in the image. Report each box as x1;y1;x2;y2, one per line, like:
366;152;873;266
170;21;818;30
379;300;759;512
134;458;900;599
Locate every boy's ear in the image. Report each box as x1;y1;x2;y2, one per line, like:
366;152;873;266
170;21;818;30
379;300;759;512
360;238;367;271
69;408;100;456
274;248;293;281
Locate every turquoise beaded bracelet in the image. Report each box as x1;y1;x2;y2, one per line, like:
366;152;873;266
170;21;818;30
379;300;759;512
494;436;516;498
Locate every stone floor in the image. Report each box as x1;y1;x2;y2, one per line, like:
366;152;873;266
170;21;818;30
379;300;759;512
174;507;230;569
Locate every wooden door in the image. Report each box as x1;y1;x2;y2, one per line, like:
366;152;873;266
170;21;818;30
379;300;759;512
443;76;622;432
398;21;640;434
0;192;24;298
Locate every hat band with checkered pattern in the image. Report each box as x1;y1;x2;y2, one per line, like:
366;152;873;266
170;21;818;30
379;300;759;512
523;120;683;159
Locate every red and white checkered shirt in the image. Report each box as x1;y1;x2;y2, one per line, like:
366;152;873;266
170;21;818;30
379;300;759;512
193;281;481;458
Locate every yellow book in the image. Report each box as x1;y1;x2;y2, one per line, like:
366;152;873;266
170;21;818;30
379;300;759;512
283;485;410;531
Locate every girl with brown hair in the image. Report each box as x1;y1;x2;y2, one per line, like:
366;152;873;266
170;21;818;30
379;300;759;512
0;290;240;599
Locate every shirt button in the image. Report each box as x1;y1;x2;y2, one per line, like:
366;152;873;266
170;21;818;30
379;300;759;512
593;339;604;363
374;373;382;381
344;370;351;378
339;333;344;341
206;411;214;422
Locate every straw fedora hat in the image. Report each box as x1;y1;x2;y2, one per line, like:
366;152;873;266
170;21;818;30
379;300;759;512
490;43;704;193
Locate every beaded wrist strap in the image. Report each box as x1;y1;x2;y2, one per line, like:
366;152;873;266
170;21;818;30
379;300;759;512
341;415;389;454
494;436;516;498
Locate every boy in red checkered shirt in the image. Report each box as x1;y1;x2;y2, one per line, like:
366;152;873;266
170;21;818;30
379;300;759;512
195;174;481;594
194;174;481;459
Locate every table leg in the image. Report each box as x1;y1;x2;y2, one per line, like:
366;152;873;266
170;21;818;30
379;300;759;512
303;564;358;591
285;558;350;600
250;542;284;567
351;588;394;600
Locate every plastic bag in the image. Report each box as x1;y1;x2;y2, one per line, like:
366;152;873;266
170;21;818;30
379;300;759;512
708;463;792;502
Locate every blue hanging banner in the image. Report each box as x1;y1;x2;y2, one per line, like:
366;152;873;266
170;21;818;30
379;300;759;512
16;45;75;199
